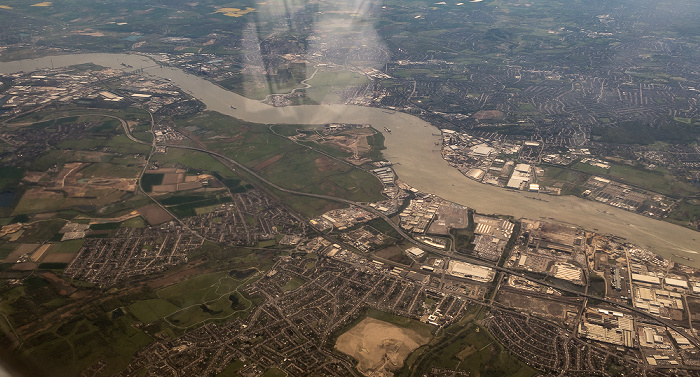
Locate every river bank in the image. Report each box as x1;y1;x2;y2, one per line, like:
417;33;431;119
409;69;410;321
1;53;698;267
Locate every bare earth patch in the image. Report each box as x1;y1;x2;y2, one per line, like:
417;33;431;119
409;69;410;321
472;109;504;120
22;171;47;183
335;317;430;376
253;154;283;171
41;272;77;296
3;244;37;263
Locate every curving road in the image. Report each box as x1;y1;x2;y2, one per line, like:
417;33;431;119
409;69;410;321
1;53;699;266
20;54;700;354
159;141;700;350
105;111;206;238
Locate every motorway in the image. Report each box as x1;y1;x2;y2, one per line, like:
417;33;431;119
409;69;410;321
113;114;700;357
159;141;700;352
2;53;699;266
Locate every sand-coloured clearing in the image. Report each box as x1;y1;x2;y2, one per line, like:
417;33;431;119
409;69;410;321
335;317;430;376
214;7;255;17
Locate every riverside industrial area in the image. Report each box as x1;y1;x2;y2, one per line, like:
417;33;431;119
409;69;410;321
0;63;699;377
2;0;700;376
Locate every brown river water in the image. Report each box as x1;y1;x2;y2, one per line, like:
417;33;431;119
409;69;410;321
1;53;697;266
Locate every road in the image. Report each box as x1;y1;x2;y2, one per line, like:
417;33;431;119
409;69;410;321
161;142;700;350
108;111;206;238
170;139;700;344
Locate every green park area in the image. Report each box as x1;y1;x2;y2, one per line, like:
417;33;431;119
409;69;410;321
280;277;305;292
399;305;537;377
538;165;589;196
149;148;253;194
571;161;698;197
215;359;246;377
305;69;370;104
128;270;258;330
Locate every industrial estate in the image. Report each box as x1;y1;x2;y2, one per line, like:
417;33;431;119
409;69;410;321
1;0;700;377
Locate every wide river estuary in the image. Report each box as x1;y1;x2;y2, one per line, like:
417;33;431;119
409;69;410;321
1;53;698;266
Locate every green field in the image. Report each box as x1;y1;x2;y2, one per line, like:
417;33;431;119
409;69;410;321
150;149;252;195
152;148;238;178
127;299;181;324
305;69;370;104
194;204;223;215
364;308;435;340
93;194;153;219
21;315;153;377
281;277;306;292
216;359;246;377
120;216;147;228
666;199;700;230
0;166;23;191
539;165;590;196
166;291;247;327
571;161;698;196
589;272;606;298
28;149;112;170
49;239;86;254
128;270;259;329
297;139;353;159
12;189;131;217
157;272;245;306
0;276;153;377
14;219;66;243
159;194;233;218
451;228;475;251
174;112;384;217
89;222;121;230
38;262;68;269
140;173;164;193
366;130;387;161
262;367;288;377
79;162;141;179
0;242;17;260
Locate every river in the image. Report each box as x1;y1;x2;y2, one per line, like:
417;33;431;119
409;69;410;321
1;53;698;267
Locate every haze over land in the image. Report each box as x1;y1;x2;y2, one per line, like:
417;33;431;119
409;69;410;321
1;1;700;376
